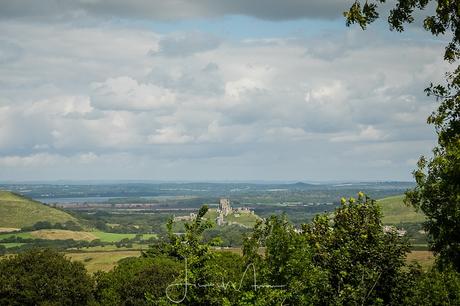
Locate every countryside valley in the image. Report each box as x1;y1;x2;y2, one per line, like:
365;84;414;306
0;181;430;273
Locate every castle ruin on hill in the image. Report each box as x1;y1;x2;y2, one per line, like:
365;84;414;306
219;198;232;216
216;198;254;226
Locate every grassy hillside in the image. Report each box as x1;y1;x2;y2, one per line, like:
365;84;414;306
0;191;79;229
205;208;261;227
378;195;426;224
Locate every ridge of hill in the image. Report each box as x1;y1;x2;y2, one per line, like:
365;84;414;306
378;195;426;224
0;191;79;229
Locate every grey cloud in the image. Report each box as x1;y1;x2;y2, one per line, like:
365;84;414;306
0;40;23;63
150;32;221;57
0;0;349;21
0;17;445;181
147;62;224;96
90;76;177;112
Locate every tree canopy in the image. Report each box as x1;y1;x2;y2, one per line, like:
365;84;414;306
345;0;460;272
0;249;93;305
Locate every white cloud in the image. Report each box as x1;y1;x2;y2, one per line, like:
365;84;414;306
0;153;67;167
148;127;194;144
91;76;176;111
25;96;93;117
225;78;265;101
331;125;388;142
0;16;447;180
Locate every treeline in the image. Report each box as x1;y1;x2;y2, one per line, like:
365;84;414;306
0;234;156;254
21;220;83;232
0;237;108;254
75;210;165;235
1;194;460;305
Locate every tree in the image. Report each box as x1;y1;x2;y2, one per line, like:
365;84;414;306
242;193;410;305
0;248;93;305
345;0;460;271
303;194;410;305
94;256;182;305
243;214;329;305
404;266;460;305
144;205;224;305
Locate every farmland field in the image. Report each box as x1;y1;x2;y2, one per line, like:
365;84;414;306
378;195;426;224
91;231;156;242
31;229;97;241
65;251;141;273
75;243;149;252
406;250;435;270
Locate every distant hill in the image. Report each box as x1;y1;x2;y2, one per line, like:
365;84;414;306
0;191;79;229
378;195;426;224
289;182;314;189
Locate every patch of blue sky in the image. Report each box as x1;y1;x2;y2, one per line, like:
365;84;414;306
109;14;444;46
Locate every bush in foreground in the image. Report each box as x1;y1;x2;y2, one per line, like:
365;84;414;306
0;248;93;305
94;256;182;305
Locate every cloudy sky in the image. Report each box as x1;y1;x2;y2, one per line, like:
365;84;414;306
0;1;449;182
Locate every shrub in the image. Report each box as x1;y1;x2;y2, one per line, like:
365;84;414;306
94;256;182;305
0;248;93;305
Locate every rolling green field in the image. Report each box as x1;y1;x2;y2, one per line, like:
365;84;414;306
65;251;141;273
0;229;156;242
75;244;149;252
0;191;79;228
378;195;426;224
406;250;435;270
91;231;156;242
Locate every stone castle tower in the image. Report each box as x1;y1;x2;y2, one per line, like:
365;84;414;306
219;198;232;216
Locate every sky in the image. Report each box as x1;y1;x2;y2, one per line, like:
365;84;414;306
0;0;450;182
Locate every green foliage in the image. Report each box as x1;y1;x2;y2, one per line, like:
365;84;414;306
344;0;458;62
305;194;410;305
203;224;250;246
345;0;460;272
240;194;411;305
3;197;460;304
407;143;460;270
402;265;460;305
21;220;83;232
94;256;182;305
243;214;329;305
0;248;93;305
144;205;222;305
